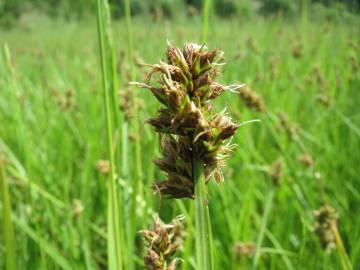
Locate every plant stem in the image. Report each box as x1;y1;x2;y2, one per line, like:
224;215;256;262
0;157;16;270
252;190;274;270
96;0;124;269
124;0;144;206
201;0;211;43
194;159;214;270
123;0;143;268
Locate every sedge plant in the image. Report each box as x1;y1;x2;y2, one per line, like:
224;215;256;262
134;42;241;270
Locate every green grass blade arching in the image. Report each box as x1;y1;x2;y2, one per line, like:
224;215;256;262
96;0;124;269
194;160;214;270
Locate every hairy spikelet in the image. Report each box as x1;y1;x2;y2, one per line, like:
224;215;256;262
141;216;185;270
135;42;240;198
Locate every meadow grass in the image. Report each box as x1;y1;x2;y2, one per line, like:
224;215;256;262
0;15;359;270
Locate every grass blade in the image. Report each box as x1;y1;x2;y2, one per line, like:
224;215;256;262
0;157;16;270
252;190;274;270
96;0;124;269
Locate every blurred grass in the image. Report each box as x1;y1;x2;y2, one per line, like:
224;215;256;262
0;14;359;270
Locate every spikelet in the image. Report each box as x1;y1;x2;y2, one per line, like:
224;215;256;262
277;113;299;140
268;159;283;186
134;42;239;199
96;159;110;175
141;215;184;270
298;153;314;168
313;205;338;252
234;241;255;259
238;86;265;112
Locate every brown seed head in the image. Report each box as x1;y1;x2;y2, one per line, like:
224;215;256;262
238;86;265;112
96;160;110;175
141;215;184;270
234;241;256;258
313;205;338;252
298;153;314;168
135;42;239;199
268;159;283;186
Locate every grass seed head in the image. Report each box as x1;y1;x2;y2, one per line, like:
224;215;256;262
136;42;239;199
96;159;110;175
141;215;185;270
268;159;283;186
234;241;256;258
238;86;265;112
298;153;315;168
313;205;338;252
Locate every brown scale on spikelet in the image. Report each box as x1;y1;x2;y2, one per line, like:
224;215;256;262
238;86;265;112
234;241;255;259
313;205;338;252
141;215;184;270
134;42;239;199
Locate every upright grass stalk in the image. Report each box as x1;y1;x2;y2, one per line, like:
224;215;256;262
124;0;144;203
96;1;124;269
122;0;144;268
201;0;212;43
194;160;214;270
0;157;16;270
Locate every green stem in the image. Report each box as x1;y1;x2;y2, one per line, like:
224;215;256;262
0;157;16;270
124;0;144;203
123;0;143;268
96;1;124;269
194;159;214;270
252;190;274;270
201;0;211;43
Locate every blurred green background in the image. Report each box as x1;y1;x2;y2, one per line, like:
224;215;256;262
0;0;359;270
1;0;359;27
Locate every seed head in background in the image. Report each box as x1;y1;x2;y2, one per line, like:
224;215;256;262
134;42;241;199
141;215;185;270
313;205;338;252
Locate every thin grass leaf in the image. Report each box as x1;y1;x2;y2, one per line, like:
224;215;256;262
0;157;16;270
96;0;124;269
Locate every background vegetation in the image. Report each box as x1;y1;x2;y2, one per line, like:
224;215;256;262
0;0;359;269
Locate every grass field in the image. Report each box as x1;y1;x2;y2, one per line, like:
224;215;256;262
0;13;360;270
